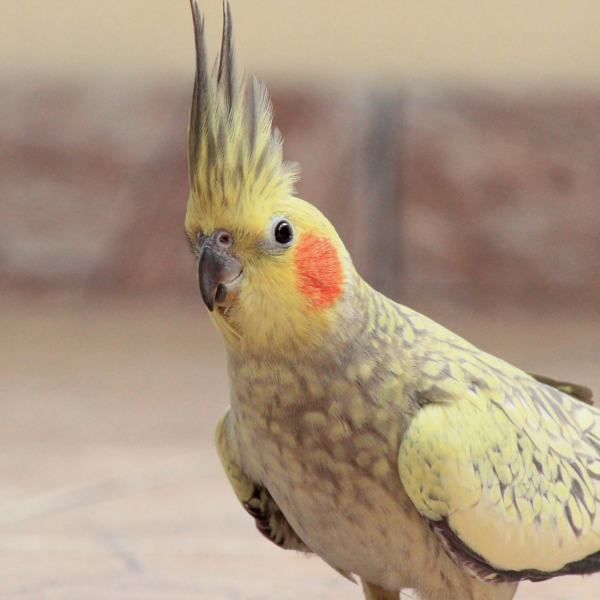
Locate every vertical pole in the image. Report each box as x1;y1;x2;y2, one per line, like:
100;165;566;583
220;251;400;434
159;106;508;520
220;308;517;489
353;92;404;301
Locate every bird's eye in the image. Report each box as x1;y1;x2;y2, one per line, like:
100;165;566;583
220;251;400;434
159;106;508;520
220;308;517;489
274;220;294;245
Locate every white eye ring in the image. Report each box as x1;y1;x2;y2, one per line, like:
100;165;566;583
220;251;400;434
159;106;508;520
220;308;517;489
269;217;295;248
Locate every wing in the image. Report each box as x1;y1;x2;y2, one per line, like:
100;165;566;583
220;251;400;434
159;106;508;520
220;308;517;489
216;407;311;551
398;349;600;583
528;372;594;406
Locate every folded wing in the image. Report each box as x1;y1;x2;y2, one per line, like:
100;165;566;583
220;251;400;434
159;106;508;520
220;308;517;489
399;352;600;582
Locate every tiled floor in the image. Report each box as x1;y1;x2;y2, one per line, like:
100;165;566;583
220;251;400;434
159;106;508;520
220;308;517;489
1;292;599;599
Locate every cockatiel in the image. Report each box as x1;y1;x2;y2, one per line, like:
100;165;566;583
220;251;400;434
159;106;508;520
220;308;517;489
185;4;600;599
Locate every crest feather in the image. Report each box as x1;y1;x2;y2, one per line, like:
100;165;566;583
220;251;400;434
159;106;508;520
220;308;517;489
187;1;300;232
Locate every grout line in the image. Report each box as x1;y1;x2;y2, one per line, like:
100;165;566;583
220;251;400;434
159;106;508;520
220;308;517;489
0;535;279;556
0;452;218;526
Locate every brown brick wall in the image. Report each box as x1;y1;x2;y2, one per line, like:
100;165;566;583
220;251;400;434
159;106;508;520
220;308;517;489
2;81;599;306
403;92;600;306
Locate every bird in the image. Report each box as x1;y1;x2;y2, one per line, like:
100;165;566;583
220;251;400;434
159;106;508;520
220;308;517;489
185;3;600;599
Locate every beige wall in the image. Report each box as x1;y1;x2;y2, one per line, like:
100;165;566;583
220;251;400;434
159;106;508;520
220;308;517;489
1;0;600;88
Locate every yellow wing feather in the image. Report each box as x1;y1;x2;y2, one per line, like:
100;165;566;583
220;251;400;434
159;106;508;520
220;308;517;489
398;329;600;575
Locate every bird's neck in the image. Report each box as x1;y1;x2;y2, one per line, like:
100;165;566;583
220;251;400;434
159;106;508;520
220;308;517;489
226;270;412;387
221;268;372;359
225;273;418;477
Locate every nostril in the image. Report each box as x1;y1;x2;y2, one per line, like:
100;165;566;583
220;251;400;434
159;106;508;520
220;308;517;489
217;232;232;247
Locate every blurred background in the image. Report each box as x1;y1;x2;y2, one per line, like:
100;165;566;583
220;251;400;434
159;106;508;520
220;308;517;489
1;1;600;598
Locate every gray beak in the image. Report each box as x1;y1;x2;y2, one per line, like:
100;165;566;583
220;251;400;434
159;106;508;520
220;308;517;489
198;245;243;312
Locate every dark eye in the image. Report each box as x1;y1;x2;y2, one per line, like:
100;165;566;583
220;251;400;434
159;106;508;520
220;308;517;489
274;220;293;245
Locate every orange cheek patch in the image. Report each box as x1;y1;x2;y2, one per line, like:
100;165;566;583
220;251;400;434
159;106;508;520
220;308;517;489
294;232;344;309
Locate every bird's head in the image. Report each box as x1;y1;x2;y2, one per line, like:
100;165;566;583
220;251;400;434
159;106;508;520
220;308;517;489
186;3;352;356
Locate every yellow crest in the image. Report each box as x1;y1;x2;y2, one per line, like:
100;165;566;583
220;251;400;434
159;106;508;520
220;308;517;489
186;1;300;238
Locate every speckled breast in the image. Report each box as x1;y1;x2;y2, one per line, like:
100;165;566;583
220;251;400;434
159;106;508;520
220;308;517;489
227;347;427;585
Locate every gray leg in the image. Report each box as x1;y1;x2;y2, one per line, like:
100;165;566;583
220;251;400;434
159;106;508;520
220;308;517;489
361;579;400;600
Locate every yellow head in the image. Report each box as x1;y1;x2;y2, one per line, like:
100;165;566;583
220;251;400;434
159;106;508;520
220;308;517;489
186;2;352;357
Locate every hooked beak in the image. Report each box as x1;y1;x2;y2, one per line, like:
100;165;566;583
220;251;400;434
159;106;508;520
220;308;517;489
198;246;243;312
